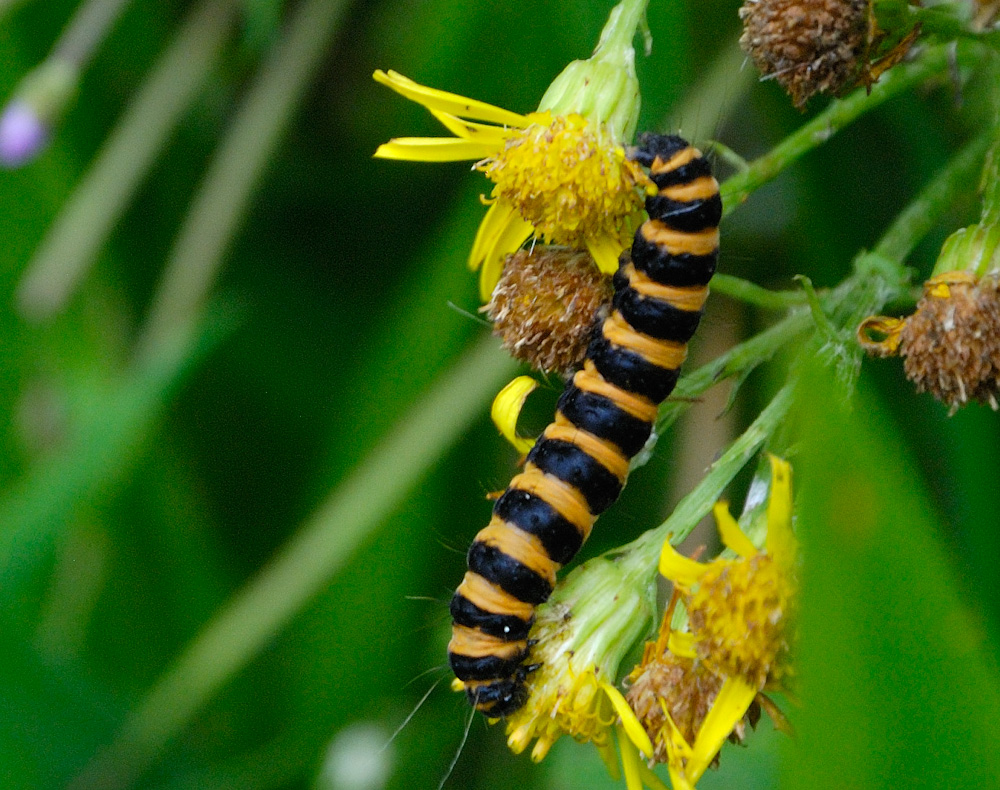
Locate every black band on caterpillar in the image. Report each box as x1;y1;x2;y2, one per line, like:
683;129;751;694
448;132;720;717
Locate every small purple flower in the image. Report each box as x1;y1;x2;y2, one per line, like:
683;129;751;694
0;100;49;168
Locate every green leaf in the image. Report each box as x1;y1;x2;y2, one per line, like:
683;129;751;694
785;360;1000;788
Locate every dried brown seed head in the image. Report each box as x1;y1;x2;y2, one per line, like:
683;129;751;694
739;0;871;108
484;247;612;375
898;273;1000;412
625;651;759;765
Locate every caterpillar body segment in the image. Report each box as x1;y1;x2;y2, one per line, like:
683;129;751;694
449;133;721;716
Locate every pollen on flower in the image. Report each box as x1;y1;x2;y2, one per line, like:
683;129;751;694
504;602;619;762
484;247;612;374
476;113;650;252
897;273;1000;411
687;552;796;691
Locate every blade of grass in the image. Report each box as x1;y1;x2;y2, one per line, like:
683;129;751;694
0;310;232;607
69;334;518;790
135;0;352;362
16;0;238;320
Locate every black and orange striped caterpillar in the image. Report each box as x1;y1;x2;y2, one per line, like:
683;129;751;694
448;133;721;716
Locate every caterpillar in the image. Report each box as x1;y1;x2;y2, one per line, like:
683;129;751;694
448;133;721;716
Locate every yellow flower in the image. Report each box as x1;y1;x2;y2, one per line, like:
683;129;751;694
373;0;652;300
617;455;797;790
502;554;655;767
660;455;797;690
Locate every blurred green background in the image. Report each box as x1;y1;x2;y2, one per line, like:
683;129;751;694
1;0;999;788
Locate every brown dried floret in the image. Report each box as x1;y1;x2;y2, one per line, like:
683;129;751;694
625;651;759;765
739;0;871;108
899;273;1000;411
859;273;1000;412
484;247;612;375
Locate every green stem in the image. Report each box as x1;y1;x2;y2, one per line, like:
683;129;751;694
721;45;958;216
135;0;351;363
656;309;812;434
593;0;650;61
711;273;808;310
17;0;237;321
626;383;795;565
900;5;1000;52
68;336;517;790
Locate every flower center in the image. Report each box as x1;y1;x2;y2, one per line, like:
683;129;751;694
687;554;796;690
476;113;649;249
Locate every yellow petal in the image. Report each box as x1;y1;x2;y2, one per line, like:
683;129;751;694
617;724;645;790
469;198;512;271
659;539;706;587
491;376;539;454
856;314;905;356
374;137;500;162
586;233;626;275
428;109;513;143
667;764;695;790
663;715;696;790
639;763;671;790
764;455;797;562
373;69;529;127
686;676;759;783
713;501;757;559
666;629;697;659
603;682;653;759
596;737;622;782
478;212;533;301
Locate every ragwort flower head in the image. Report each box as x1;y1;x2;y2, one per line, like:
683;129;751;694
619;456;797;790
625;623;760;769
373;0;651;300
661;455;799;692
503;553;655;767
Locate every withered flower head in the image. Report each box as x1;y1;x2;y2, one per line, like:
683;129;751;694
859;223;1000;412
625;647;759;766
863;273;1000;412
739;0;871;108
484;247;612;375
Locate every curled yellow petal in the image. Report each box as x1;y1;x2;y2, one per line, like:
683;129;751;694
373;69;529;127
469;198;512;271
659;539;706;587
603;682;653;759
666;629;697;659
617;724;644;790
686;676;759;784
374;137;500;162
639;763;671;790
491;376;539;454
856;315;905;356
713;501;757;559
586;233;627;275
664;715;696;790
478;211;533;301
764;455;797;563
